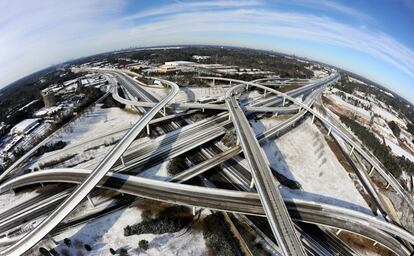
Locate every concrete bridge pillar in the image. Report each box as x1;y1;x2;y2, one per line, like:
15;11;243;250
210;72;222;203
249;178;255;190
87;194;95;208
349;146;355;156
369;166;375;176
121;155;125;167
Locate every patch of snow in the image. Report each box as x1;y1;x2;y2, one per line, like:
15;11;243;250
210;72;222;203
52;105;140;146
329;94;371;118
266;119;369;208
52;205;207;256
384;138;414;163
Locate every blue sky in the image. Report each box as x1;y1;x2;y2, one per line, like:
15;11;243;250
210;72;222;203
1;0;413;103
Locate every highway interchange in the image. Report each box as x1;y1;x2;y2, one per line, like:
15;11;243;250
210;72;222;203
0;68;413;256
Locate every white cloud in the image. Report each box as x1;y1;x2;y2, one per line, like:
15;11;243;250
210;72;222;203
0;0;125;86
1;0;413;97
115;7;414;79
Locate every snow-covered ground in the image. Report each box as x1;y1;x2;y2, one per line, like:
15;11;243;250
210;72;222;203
52;104;140;146
0;190;39;213
348;77;366;85
49;205;207;256
145;86;226;103
328;94;371;119
371;104;406;127
258;118;369;208
31;105;141;169
385;138;414;162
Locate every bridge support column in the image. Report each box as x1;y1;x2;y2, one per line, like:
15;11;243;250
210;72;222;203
87;194;95;208
213;79;215;86
311;114;315;123
327;127;332;136
282;97;286;106
202;108;205;113
335;229;342;235
193;206;196;216
386;183;390;189
246;84;249;91
349;146;355;156
373;241;378;247
274;112;278;117
369;166;375;176
264;89;267;97
162;106;166;116
249;178;255;189
229;81;232;87
146;124;150;135
236;136;240;146
121;155;125;167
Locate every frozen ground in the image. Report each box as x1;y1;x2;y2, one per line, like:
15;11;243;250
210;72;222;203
0;190;39;213
258;118;368;208
31;105;141;169
385;138;414;162
328;94;371;119
145;86;226;103
371;104;406;127
49;205;207;256
51;104;140;146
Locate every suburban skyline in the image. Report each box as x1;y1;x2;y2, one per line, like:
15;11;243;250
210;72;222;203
1;0;414;102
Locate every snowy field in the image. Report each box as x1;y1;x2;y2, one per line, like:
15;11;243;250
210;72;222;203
259;118;369;208
328;94;371;119
48;205;207;256
145;86;226;103
32;105;141;169
52;104;140;145
385;138;414;162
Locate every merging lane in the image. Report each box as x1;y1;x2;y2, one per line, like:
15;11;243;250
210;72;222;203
0;78;179;256
225;92;306;255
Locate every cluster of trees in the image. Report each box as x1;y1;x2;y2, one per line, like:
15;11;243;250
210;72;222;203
388;121;401;138
221;130;237;148
340;115;414;178
109;47;314;78
34;140;67;157
203;213;242;256
0;70;86;132
335;74;414;123
407;123;414;141
167;156;188;176
124;206;191;237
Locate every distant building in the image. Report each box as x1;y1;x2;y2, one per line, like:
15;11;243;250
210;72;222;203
164;61;196;67
41;88;56;108
192;55;210;61
155;65;179;74
11;118;39;135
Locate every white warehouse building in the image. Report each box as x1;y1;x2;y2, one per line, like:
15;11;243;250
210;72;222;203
11;118;40;135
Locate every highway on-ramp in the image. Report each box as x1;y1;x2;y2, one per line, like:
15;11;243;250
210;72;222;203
225;89;306;255
0;78;179;256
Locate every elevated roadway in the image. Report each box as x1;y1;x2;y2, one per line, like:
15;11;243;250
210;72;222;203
197;75;414;214
0;169;412;256
225;85;306;255
0;78;179;256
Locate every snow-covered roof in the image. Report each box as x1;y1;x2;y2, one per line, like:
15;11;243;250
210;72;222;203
12;118;39;133
164;61;195;66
